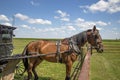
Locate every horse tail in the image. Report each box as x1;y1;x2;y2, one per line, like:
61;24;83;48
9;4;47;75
21;44;29;75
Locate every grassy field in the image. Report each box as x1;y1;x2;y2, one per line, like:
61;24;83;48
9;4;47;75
90;40;120;80
12;38;120;80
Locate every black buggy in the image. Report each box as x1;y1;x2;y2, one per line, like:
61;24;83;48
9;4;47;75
0;24;20;80
0;24;16;67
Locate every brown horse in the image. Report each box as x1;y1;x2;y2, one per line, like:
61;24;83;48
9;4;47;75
22;26;103;80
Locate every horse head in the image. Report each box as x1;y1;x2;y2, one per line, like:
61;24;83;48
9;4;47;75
87;25;104;53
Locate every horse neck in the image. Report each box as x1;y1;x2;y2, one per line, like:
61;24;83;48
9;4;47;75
71;31;87;47
61;38;69;44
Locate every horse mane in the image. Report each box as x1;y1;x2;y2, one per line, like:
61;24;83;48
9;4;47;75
62;29;93;46
87;29;92;32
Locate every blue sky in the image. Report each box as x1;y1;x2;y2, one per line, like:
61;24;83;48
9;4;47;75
0;0;120;39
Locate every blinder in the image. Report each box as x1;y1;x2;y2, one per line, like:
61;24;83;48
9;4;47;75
88;30;100;47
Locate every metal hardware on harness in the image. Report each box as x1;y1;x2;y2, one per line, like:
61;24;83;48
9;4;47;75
56;40;62;63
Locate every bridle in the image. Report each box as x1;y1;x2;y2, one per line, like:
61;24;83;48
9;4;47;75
87;30;102;49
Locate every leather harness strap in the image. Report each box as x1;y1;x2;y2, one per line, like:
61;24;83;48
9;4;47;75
55;39;81;63
69;38;81;55
56;40;62;62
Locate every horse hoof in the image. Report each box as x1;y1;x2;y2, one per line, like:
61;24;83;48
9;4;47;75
24;77;31;80
65;77;70;80
34;77;38;80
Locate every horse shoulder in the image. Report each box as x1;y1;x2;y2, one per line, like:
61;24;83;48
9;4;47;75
70;53;77;62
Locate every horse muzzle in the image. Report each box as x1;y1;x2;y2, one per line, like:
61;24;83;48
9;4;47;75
97;48;104;53
96;43;104;53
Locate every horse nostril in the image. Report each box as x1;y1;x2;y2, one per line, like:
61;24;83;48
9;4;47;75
97;49;103;53
102;49;104;52
100;49;103;53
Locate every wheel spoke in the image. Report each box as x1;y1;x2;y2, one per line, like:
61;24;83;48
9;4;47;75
15;61;24;75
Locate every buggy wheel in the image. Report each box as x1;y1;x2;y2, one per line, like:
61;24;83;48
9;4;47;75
15;61;24;75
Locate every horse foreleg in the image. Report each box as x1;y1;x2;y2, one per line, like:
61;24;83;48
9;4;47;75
65;60;73;80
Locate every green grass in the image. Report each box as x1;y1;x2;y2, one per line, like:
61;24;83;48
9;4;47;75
90;40;120;80
12;38;40;54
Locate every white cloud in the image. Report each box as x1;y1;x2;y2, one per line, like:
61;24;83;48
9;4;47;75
54;10;70;22
2;22;12;26
83;9;87;13
54;16;59;19
21;25;31;29
108;22;111;25
0;14;9;21
75;18;108;30
67;26;76;31
56;10;70;17
43;26;75;33
108;0;120;13
0;14;11;26
30;1;39;6
18;24;76;34
60;17;70;22
113;27;117;30
14;13;52;25
118;20;120;23
80;0;120;13
28;18;52;25
96;21;107;26
75;18;85;22
39;27;61;32
89;0;109;12
15;13;29;20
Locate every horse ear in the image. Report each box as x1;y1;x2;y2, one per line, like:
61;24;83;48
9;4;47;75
93;25;96;32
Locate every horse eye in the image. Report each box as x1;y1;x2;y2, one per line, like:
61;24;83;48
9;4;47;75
95;35;98;38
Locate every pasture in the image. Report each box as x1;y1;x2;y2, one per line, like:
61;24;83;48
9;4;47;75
12;38;120;80
90;40;120;80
